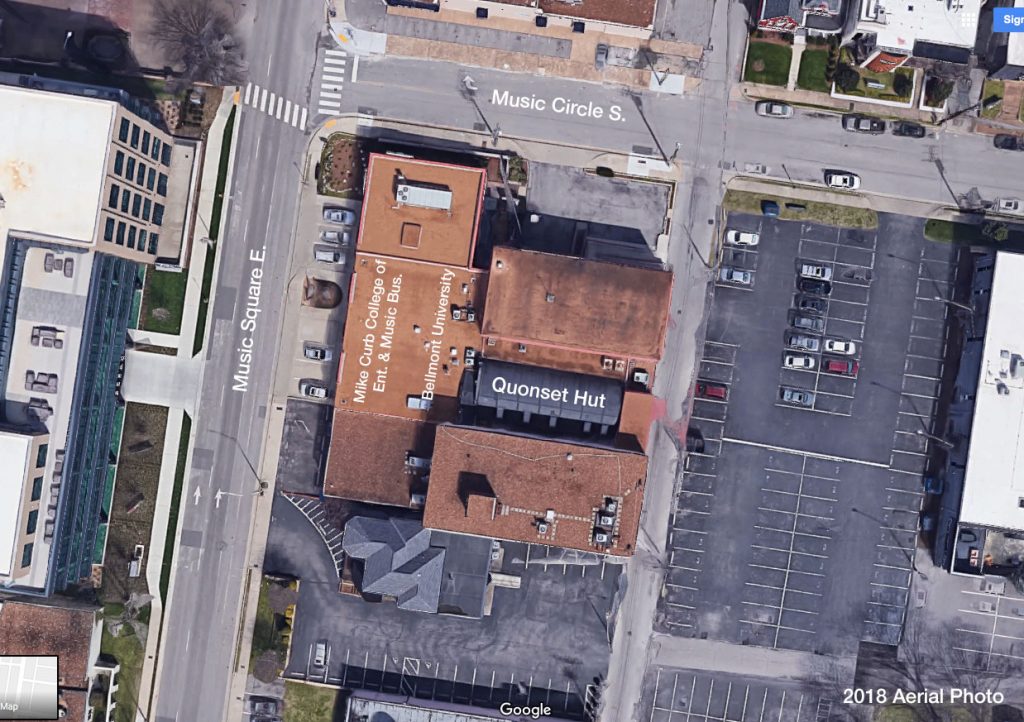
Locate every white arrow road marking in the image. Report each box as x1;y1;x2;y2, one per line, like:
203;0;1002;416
193;486;201;505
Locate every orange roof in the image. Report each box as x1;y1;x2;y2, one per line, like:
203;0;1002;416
323;411;435;506
423;425;647;556
0;600;96;686
335;253;486;419
356;154;486;267
481;247;672;361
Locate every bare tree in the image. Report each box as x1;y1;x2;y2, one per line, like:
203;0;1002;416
150;0;247;87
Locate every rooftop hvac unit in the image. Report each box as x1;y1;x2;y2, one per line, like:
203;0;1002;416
537;522;549;534
466;308;476;322
614;359;626;372
410;493;427;508
452;307;463;321
545;509;556;522
395;182;453;211
593;531;610;545
602;357;614;370
633;370;650;385
598;514;615;527
605;499;618;513
406;454;432;469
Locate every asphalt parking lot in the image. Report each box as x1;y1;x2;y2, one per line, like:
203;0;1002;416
641;668;833;722
660;213;962;653
263;493;617;719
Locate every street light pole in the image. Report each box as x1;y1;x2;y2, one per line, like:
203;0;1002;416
461;75;502;146
933;295;973;314
916;428;954;450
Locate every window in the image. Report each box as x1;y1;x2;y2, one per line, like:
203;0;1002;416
130;124;140;148
139;230;148;251
161;143;172;166
127;226;137;249
108;184;120;209
26;510;37;536
147;168;156;191
157;173;168;197
126;157;136;180
114;150;125;175
120;189;130;213
118;118;130;142
151;137;162;161
153;203;164;226
104;217;115;241
131;194;142;218
142;198;151;221
116;221;126;246
35;443;47;468
31;476;43;502
20;544;32;568
148;233;159;255
137;162;146;185
142;131;151;155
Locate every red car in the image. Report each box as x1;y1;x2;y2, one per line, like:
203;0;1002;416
822;357;858;376
695;381;728;400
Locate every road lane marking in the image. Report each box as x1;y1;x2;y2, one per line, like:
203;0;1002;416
292;105;300;126
352;55;360;82
326;48;347;56
320;91;342;99
300;107;308;130
285;99;292;118
244;83;252;105
276;96;284;118
269;92;277;114
260;88;267;112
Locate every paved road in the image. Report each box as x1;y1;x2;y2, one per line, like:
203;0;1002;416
151;2;323;721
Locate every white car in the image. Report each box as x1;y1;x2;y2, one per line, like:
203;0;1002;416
323;207;356;225
995;198;1022;214
800;263;833;281
824;338;857;355
719;266;752;285
784;353;816;370
825;172;861;190
300;381;328;399
755;101;794;119
726;230;760;247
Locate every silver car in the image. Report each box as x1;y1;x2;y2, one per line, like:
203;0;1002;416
323;207;356;225
719;266;752;285
755;101;794;119
786;332;820;352
780;387;815;407
790;313;825;333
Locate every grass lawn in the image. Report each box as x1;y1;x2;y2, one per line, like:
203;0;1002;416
744;41;792;86
723;189;878;229
841;67;915;102
796;49;830;93
981;79;1005;119
924;219;1024;251
159;413;191;603
101;621;145;722
139;269;187;334
250;578;281;667
283;681;338;722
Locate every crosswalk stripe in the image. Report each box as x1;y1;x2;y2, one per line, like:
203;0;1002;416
244;83;252;105
325;59;347;67
285;99;292;118
325;49;347;57
249;85;259;108
322;73;346;81
352;55;360;83
300;107;307;130
276;96;284;118
260;88;267;112
269;92;277;114
292;104;300;126
320;91;342;99
319;99;341;108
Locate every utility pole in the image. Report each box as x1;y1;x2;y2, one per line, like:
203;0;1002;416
461;75;502;146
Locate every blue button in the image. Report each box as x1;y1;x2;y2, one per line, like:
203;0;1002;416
994;8;1024;31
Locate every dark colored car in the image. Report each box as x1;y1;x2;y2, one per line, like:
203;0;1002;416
892;121;926;138
822;357;859;376
695;380;728;400
686;428;705;453
797;295;827;314
994;134;1024;151
924;476;944;495
761;200;780;217
798;278;832;296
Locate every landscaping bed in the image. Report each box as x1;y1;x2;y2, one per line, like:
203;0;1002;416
100;606;148;722
924;218;1024;250
836;65;915;103
283;681;338;722
139;268;187;335
250;576;299;683
723;189;878;229
743;40;792;87
981;79;1005;120
318;133;368;198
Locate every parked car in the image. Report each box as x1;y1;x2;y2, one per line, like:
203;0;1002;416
323;206;356;224
303;343;333;361
780;387;815;407
725;230;760;247
824;338;857;355
760;200;780;217
314;247;345;265
799;263;833;281
785;332;821;352
822;357;858;376
300;381;328;399
796;295;827;314
924;476;944;495
798;278;832;296
313;639;329;667
320;229;351;245
994;134;1024;151
243;698;279;715
842;114;886;134
824;171;861;190
790;312;825;333
695;381;728;400
755;101;794;119
995;198;1022;214
685;427;705;454
719;266;752;285
595;43;609;70
784;353;816;370
892;121;926;138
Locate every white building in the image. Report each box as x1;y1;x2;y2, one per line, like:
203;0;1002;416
859;0;981;60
